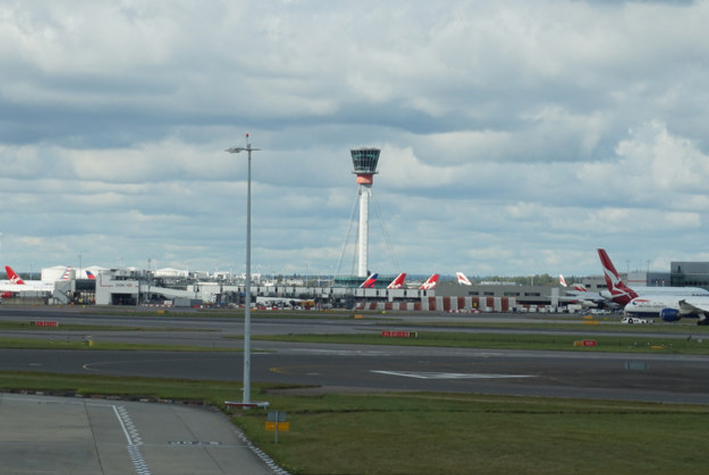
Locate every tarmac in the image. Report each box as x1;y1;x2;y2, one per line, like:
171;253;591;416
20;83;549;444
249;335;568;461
0;393;286;475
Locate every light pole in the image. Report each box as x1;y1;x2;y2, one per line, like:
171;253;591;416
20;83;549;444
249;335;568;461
226;134;262;407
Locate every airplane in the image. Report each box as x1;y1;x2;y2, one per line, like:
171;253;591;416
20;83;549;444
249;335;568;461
558;274;588;293
419;274;439;290
558;274;611;308
456;272;472;286
623;295;709;325
86;270;96;280
598;249;709;323
359;273;378;289
1;265;57;293
386;273;407;289
598;249;709;305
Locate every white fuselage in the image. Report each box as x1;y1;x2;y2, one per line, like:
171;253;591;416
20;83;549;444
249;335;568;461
624;296;679;316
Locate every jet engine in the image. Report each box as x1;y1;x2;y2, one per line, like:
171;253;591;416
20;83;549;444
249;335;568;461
660;308;681;322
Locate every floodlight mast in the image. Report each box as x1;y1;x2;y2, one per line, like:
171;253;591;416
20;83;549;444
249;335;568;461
225;134;262;407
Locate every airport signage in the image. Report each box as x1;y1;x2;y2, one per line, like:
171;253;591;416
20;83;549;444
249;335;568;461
30;320;59;328
573;339;597;347
381;331;417;338
266;411;289;443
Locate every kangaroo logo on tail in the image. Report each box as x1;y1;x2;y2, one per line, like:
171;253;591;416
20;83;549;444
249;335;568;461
597;249;638;305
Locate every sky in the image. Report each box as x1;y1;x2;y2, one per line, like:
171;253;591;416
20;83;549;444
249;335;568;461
1;0;709;279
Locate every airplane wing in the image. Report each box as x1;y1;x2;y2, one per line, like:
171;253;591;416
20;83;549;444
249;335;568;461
679;299;709;323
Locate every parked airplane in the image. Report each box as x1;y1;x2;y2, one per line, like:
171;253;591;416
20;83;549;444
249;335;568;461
558;274;611;308
1;265;58;292
598;249;709;305
558;274;588;293
419;274;439;290
386;273;407;289
598;249;709;323
359;273;378;289
456;272;472;286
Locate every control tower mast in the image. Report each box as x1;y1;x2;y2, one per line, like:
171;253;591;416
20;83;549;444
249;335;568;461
350;148;381;278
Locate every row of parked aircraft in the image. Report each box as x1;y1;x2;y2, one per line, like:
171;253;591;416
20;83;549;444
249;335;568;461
359;272;440;290
0;265;95;297
561;249;709;325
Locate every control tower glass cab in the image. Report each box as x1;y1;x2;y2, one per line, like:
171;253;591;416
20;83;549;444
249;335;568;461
351;148;380;184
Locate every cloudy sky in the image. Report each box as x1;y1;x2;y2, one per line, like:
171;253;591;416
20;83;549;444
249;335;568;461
1;0;709;279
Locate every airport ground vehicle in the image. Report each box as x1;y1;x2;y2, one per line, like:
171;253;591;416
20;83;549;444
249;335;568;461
621;316;651;324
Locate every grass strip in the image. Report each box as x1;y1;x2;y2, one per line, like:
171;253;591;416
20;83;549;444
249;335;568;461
0;337;237;352
1;371;708;475
254;331;709;354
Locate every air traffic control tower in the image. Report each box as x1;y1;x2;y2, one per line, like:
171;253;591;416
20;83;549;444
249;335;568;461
351;147;381;278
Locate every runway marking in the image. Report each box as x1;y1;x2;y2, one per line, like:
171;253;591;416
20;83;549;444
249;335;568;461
371;370;536;380
113;405;151;475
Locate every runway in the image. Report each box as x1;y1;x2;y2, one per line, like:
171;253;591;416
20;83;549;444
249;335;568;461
1;308;709;404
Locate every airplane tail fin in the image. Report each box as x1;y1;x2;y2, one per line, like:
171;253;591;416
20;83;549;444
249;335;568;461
419;273;440;290
86;270;96;280
457;272;472;286
561;274;588;292
386;273;407;289
61;266;72;281
597;248;638;303
5;266;25;285
360;273;378;289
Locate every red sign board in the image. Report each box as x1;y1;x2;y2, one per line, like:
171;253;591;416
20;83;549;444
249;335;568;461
30;321;59;328
382;331;415;338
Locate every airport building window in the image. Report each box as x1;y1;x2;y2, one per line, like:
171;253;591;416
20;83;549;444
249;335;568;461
524;292;541;297
467;291;479;296
504;292;520;297
483;292;495;296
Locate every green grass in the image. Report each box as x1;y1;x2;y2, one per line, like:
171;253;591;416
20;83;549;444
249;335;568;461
0;336;237;352
1;371;707;475
254;331;709;354
238;392;709;475
0;320;183;331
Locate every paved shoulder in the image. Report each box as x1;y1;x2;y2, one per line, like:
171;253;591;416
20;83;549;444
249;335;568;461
0;393;284;475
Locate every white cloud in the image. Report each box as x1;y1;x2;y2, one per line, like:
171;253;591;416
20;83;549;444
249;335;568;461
2;1;709;276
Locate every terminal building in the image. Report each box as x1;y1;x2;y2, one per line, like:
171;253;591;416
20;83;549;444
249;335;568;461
5;262;709;311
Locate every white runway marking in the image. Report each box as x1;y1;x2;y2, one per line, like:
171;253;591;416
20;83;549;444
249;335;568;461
113;405;151;475
371;370;536;380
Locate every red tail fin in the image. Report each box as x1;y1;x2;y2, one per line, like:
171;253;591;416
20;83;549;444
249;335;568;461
386;273;406;289
419;274;439;290
5;266;26;285
597;248;638;304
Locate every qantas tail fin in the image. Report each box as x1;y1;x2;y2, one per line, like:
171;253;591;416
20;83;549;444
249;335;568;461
419;273;439;290
5;266;25;285
597;248;638;304
386;273;407;289
360;273;378;289
457;272;472;286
